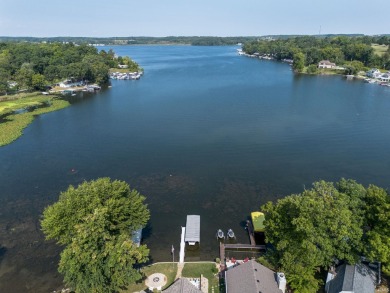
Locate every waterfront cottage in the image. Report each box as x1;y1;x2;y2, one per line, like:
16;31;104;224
318;60;336;69
325;263;377;293
225;259;286;293
366;68;381;78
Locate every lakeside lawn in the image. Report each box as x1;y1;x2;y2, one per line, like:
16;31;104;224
372;43;389;57
0;92;70;146
182;262;219;292
123;263;177;292
123;262;219;293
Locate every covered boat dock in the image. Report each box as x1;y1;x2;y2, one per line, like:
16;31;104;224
184;215;200;245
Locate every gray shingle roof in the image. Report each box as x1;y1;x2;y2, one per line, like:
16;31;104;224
163;278;202;293
226;260;283;293
326;263;376;293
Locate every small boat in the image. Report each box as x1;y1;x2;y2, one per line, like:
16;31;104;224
216;229;225;239
227;229;235;239
131;228;142;247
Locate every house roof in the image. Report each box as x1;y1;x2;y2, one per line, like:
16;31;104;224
163;278;202;293
319;60;336;65
326;263;376;293
225;259;283;293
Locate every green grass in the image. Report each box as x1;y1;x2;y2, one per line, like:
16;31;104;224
123;263;177;293
0;95;70;146
182;262;219;293
372;43;389;57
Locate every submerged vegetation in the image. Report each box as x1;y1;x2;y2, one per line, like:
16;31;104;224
0;93;70;146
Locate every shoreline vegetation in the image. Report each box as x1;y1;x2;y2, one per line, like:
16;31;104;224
0;34;380;46
0;92;70;146
242;35;390;77
0;41;142;146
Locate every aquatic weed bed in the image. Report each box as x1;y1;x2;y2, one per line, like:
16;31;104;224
0;98;70;146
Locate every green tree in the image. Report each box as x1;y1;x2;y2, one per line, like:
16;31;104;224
363;185;390;274
261;180;364;292
15;63;34;89
306;64;318;74
31;73;46;91
292;51;305;72
0;69;9;94
41;178;150;292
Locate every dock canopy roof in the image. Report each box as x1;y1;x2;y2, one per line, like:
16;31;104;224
185;215;200;243
251;211;265;232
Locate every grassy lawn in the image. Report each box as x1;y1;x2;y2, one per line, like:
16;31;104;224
0;92;70;146
182;262;219;293
372;43;389;57
123;263;178;293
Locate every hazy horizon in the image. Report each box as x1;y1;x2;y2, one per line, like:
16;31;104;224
1;0;389;37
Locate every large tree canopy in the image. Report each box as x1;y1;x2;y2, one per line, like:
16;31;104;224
261;179;390;292
41;178;150;293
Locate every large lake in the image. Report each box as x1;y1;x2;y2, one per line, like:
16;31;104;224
1;45;390;292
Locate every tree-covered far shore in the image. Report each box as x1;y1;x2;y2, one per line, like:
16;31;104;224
0;42;140;94
243;35;390;74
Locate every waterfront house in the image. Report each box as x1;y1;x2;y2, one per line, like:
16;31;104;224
325;263;377;293
225;259;286;293
318;60;336;69
118;64;128;69
366;68;381;78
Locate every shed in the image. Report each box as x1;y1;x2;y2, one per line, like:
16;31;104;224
185;215;200;245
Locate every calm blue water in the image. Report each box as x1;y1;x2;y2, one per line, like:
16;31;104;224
1;45;390;292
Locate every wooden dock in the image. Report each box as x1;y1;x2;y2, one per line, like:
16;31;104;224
224;244;266;250
246;220;256;245
219;242;226;271
218;219;265;273
219;242;266;272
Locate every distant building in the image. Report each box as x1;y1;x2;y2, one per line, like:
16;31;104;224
225;259;286;293
118;64;128;69
366;68;381;78
318;60;336;69
325;263;377;293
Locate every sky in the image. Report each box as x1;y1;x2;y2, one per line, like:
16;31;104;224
0;0;389;37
